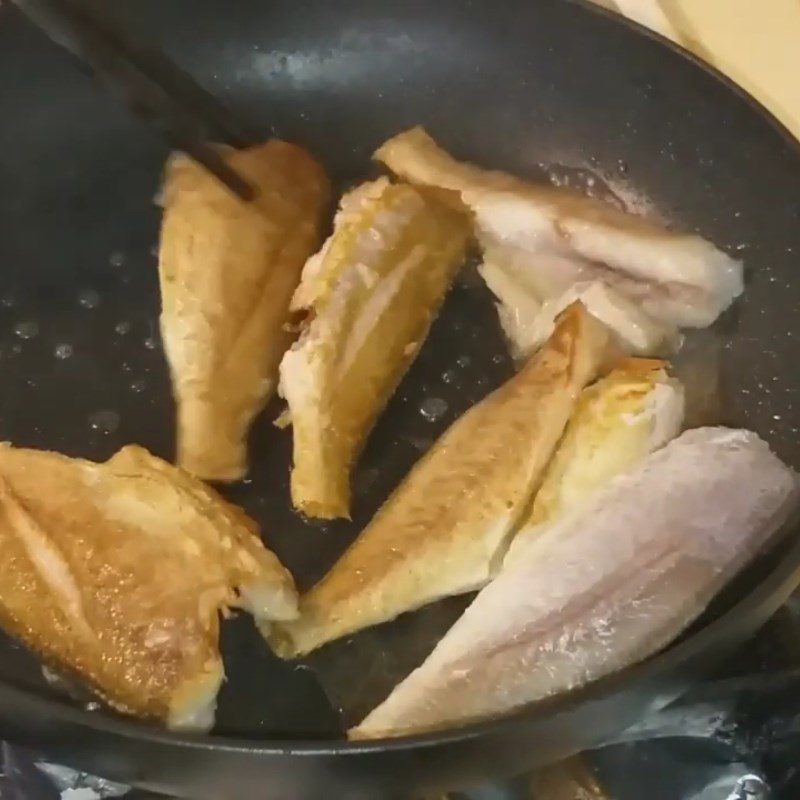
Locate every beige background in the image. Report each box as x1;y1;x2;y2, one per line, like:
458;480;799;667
600;0;800;139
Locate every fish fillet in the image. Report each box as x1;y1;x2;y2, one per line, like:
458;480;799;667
279;177;470;519
493;279;679;363
504;357;684;565
352;427;797;739
159;140;330;481
0;443;298;730
375;127;743;330
269;302;615;657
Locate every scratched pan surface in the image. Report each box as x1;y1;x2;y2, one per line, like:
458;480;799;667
0;0;799;797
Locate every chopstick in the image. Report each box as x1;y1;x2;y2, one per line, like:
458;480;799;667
10;0;257;201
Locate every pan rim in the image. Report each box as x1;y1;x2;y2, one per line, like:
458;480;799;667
1;0;799;761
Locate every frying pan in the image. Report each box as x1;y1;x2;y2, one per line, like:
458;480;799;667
0;0;799;797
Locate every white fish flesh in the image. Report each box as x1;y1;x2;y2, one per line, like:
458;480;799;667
375;127;744;331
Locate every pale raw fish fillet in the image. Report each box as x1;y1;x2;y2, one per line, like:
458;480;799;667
375;127;743;329
352;427;797;739
0;443;297;730
269;303;615;657
279;177;470;519
495;280;679;362
159;141;330;481
504;357;684;565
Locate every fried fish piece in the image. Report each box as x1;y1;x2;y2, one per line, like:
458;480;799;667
504;357;684;565
159;140;330;481
376;127;743;330
0;443;297;730
279;177;470;519
352;428;797;739
269;303;615;657
488;278;679;363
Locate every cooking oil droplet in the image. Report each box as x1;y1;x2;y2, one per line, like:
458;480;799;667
10;343;22;355
78;289;101;309
88;410;120;434
144;336;158;350
492;353;505;365
0;293;16;308
115;321;131;335
420;397;448;422
14;320;39;339
129;378;147;393
441;368;458;384
109;251;125;268
54;343;73;360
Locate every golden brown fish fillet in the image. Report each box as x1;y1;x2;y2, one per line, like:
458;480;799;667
279;177;470;519
0;443;298;730
503;357;684;565
269;303;615;657
159;141;330;481
375;127;743;330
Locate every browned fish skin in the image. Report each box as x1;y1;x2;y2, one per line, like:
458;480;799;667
159;141;330;481
280;178;470;519
270;303;615;657
0;444;298;728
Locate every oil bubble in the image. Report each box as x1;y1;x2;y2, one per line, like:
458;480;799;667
54;343;73;360
420;397;448;422
78;289;101;309
441;369;458;385
88;410;120;434
14;320;39;339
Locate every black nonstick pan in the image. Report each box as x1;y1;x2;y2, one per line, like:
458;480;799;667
1;0;800;797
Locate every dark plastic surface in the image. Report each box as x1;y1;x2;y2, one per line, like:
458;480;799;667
0;0;799;797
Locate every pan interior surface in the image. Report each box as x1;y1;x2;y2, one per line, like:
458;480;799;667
0;0;799;751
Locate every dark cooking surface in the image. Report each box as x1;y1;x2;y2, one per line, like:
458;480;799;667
0;0;799;796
